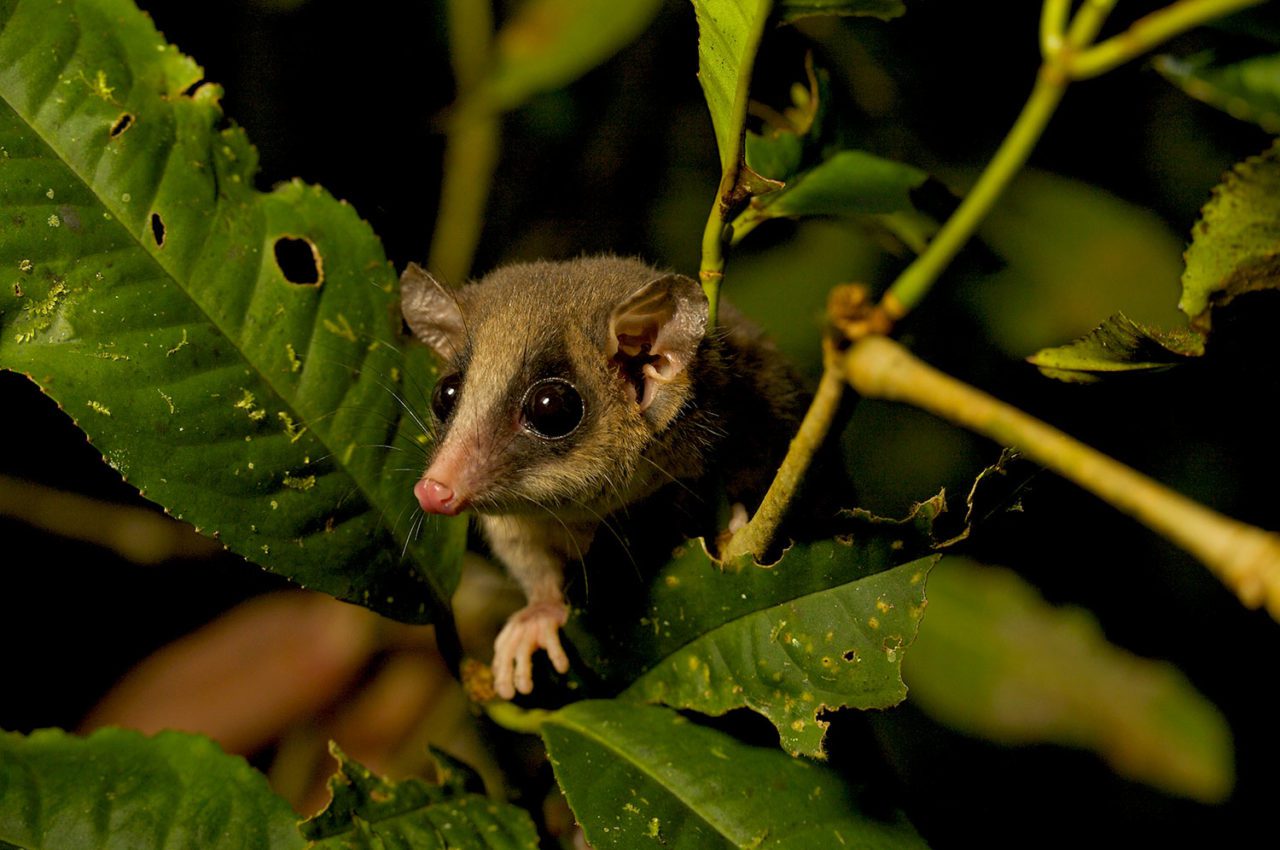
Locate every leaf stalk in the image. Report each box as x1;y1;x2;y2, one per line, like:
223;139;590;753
723;341;846;563
843;335;1280;621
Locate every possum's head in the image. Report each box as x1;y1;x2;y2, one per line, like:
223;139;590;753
401;257;708;517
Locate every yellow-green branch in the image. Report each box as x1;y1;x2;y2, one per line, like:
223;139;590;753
723;343;846;563
844;336;1280;620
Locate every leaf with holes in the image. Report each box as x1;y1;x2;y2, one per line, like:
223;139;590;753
301;744;539;849
1180;139;1280;331
0;0;466;622
543;700;928;850
0;727;304;850
776;0;906;23
568;502;937;758
1027;312;1205;383
1156;51;1280;134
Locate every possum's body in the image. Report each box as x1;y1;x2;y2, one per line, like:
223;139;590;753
402;256;804;698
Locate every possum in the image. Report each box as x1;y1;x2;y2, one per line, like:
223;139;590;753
402;256;805;699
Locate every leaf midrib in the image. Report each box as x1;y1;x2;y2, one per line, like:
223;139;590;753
0;18;433;585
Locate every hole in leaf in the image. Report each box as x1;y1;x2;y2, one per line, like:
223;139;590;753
109;113;134;138
150;213;165;247
274;236;323;286
842;649;858;662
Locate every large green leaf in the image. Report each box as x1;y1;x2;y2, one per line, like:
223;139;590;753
542;700;927;850
475;0;665;112
301;745;538;849
1179;139;1280;330
570;503;937;757
0;0;466;622
691;0;773;177
625;556;931;757
1026;312;1205;383
776;0;905;23
905;558;1234;803
0;728;303;850
1156;51;1280;134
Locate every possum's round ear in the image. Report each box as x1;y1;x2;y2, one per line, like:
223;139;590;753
400;263;466;361
609;274;708;410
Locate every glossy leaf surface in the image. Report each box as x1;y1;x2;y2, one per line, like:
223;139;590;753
0;728;303;850
543;700;927;850
0;0;466;622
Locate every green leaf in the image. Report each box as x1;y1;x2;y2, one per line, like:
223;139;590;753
624;555;932;758
475;0;665;112
691;0;774;177
1179;139;1280;330
0;727;303;850
571;503;937;758
732;149;930;242
1156;51;1280;134
904;558;1235;803
0;0;467;622
776;0;906;23
543;701;927;850
301;745;539;849
1026;312;1205;383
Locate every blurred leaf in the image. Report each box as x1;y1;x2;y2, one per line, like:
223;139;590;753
732;150;930;242
542;700;928;850
0;728;303;850
1156;51;1280;134
773;0;906;22
302;744;538;849
624;555;932;758
692;0;774;176
964;170;1186;358
0;0;467;622
904;558;1235;803
1180;139;1280;330
777;0;906;22
1027;312;1205;383
475;0;664;112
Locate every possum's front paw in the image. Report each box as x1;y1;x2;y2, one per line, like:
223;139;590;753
492;599;570;699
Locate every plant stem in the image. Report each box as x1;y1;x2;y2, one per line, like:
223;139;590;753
1069;0;1266;79
882;67;1067;316
1065;0;1119;49
700;204;725;329
723;342;846;563
843;336;1280;620
1041;0;1070;57
427;0;498;283
485;701;553;735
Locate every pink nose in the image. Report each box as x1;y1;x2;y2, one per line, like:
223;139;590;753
415;478;466;515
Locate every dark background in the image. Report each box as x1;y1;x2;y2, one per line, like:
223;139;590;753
3;0;1279;845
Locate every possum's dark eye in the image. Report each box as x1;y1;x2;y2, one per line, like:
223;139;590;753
431;372;462;422
522;378;584;440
